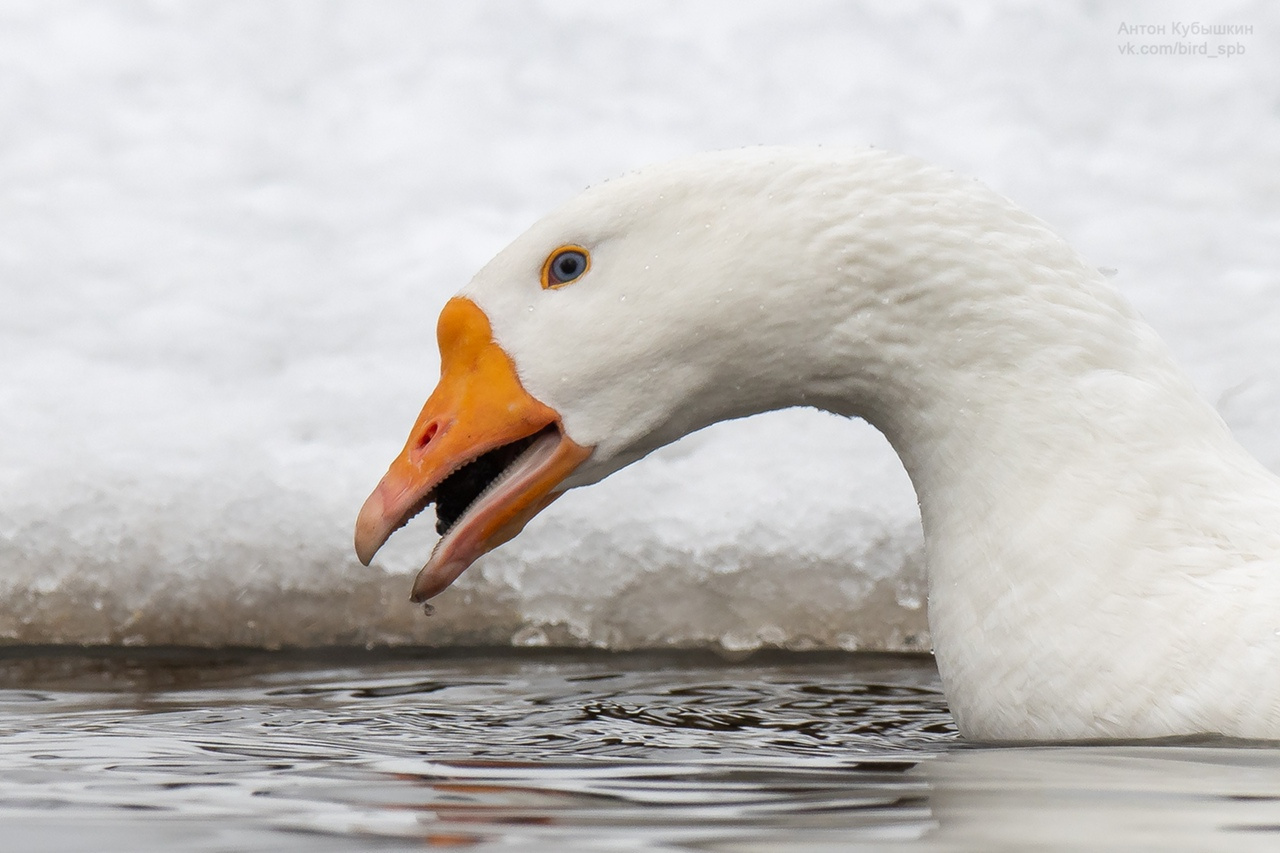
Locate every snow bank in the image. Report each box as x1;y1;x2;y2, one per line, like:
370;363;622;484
1;1;1277;649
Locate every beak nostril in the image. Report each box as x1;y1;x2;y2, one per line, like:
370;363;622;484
414;422;439;453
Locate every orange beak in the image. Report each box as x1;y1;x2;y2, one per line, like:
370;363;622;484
354;297;591;602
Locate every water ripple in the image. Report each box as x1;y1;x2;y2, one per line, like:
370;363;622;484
2;650;1279;851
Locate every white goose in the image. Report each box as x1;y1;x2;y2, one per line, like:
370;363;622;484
355;147;1280;742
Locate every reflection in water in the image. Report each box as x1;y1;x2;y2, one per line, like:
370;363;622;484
0;649;1277;851
918;746;1280;852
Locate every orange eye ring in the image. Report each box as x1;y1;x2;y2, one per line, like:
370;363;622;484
541;245;591;289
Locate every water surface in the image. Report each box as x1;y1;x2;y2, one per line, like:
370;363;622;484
1;649;1278;851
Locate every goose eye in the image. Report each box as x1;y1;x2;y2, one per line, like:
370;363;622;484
542;246;591;289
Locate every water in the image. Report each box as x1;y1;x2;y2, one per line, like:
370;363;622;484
1;650;1278;851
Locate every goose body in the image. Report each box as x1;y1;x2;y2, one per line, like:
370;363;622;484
356;147;1280;741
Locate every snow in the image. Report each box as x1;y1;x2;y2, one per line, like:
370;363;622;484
1;1;1277;649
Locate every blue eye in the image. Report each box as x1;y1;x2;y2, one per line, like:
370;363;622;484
552;252;585;281
542;246;591;288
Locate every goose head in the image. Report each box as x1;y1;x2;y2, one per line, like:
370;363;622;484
354;147;941;601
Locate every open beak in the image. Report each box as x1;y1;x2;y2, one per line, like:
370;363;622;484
354;297;591;602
